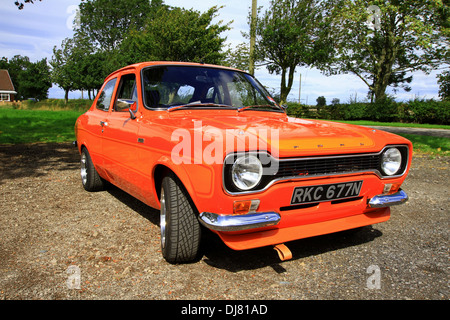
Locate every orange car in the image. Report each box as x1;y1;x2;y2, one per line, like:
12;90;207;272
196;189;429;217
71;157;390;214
75;61;412;263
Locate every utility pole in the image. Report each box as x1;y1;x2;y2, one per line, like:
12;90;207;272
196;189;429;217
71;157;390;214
299;73;302;104
249;0;257;75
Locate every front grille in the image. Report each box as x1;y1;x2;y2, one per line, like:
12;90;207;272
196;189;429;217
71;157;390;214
274;154;380;178
223;145;409;194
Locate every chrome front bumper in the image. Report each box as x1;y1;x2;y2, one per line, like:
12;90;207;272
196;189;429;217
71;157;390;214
198;211;281;232
199;189;408;232
368;189;408;208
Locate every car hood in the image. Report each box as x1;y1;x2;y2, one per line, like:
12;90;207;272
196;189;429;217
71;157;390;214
159;110;407;157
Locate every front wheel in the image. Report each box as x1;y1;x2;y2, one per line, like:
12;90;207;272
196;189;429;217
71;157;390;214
160;173;201;263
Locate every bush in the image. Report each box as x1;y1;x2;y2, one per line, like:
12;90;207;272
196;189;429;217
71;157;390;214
370;98;401;122
321;102;369;120
286;99;449;125
404;99;450;124
285;102;317;118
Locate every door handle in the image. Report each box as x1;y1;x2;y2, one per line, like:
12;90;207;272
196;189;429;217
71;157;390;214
100;121;108;127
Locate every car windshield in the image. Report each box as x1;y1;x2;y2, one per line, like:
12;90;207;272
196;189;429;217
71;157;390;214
142;65;282;112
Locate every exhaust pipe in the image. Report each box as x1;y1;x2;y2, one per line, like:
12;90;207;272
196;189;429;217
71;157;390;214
273;244;292;261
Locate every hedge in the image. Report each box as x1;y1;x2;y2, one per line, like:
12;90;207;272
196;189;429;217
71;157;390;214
286;99;450;125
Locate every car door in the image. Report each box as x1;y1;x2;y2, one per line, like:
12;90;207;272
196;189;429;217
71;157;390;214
85;77;118;176
101;72;141;195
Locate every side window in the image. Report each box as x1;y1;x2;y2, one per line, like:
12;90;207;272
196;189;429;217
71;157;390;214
114;73;138;112
96;78;117;112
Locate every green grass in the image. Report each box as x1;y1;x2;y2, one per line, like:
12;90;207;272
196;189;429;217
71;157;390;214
0;108;83;144
396;133;450;157
324;119;450;130
1;106;449;157
306;119;449;156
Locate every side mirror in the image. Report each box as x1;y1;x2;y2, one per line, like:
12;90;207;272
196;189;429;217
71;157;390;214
116;99;136;111
129;108;136;120
116;99;137;119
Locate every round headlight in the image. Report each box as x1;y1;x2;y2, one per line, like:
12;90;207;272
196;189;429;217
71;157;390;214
381;148;402;176
231;155;263;190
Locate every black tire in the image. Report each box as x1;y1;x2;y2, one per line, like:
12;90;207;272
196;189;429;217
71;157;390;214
80;147;105;192
160;172;201;263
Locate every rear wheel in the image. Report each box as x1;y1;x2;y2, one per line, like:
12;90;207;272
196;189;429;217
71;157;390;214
160;172;201;263
80;148;105;192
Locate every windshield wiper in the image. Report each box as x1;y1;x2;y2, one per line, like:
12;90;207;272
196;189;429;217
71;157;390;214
167;102;233;112
237;104;284;112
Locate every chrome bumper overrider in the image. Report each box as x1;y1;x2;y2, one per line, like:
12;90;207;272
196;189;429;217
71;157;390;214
368;189;408;208
198;212;281;232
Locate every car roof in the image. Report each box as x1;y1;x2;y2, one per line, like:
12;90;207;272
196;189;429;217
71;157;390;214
104;61;244;81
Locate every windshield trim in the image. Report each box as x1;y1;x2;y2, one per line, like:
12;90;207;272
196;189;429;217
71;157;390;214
237;104;284;113
140;64;284;113
167;102;237;112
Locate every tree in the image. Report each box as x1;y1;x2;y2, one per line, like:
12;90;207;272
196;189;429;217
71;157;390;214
69;32;107;96
319;0;449;103
17;58;51;100
50;38;77;103
1;55;51;100
316;96;326;107
78;0;162;52
14;0;41;10
331;98;340;105
222;43;251;72
251;0;326;104
75;52;106;99
51;32;107;102
0;55;29;98
118;6;231;65
437;70;450;100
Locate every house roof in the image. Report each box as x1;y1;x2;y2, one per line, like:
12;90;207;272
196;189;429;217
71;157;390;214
0;70;17;94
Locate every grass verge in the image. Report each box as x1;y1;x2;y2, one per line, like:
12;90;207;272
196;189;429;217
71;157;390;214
0;108;83;144
396;133;450;157
1;99;92;112
325;120;450;130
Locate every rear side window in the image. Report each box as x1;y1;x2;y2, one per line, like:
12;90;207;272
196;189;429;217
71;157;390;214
96;78;117;112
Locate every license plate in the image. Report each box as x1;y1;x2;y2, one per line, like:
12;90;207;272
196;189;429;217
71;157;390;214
291;181;363;205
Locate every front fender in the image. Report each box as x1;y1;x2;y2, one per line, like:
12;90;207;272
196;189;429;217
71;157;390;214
152;155;217;213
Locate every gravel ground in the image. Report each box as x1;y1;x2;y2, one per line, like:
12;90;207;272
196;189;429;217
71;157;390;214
0;142;448;301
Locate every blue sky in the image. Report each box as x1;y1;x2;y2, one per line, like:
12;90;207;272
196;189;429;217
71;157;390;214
0;0;443;103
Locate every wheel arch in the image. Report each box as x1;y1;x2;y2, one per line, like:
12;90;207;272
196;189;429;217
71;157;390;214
153;164;170;201
152;163;199;212
79;143;87;153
